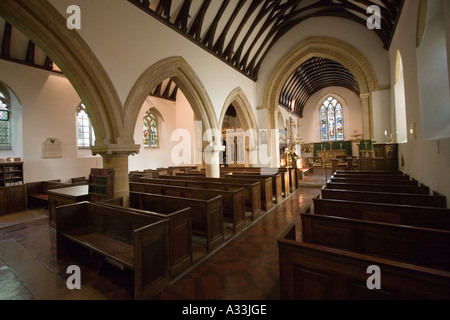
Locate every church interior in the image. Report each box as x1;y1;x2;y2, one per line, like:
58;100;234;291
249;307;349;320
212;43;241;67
0;0;449;301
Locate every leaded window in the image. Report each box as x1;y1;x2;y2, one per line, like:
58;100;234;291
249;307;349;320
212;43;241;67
76;104;95;148
320;96;344;142
143;110;158;148
0;89;10;148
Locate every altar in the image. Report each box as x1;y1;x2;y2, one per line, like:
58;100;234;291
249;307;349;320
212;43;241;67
316;149;347;163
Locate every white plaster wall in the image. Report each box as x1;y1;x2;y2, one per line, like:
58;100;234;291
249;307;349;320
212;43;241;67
0;59;101;183
389;0;450;205
49;0;258;128
371;89;392;143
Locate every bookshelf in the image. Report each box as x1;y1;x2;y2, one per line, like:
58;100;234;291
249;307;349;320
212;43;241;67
88;168;114;202
0;162;26;215
0;162;24;186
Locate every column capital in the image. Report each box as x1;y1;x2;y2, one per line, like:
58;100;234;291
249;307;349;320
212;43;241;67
91;144;141;157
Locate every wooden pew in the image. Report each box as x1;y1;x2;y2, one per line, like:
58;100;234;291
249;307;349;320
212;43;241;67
129;191;224;252
329;176;419;186
333;173;411;180
129;182;246;234
325;182;430;194
300;212;450;271
312;197;450;231
224;172;282;204
219;167;290;200
98;197;193;279
222;175;274;211
56;201;170;300
321;188;447;208
140;177;262;221
278;224;450;300
335;170;407;175
170;173;274;211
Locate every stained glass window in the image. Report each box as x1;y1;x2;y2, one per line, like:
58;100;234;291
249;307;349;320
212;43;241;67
0;88;10;148
76;104;95;148
143;110;158;148
320;96;344;142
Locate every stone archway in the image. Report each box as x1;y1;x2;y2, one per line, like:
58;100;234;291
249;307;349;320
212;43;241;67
124;56;221;176
262;36;380;166
0;0;140;202
219;88;259;167
0;0;136;153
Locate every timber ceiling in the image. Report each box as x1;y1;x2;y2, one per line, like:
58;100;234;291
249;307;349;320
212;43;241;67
129;0;404;117
279;57;360;117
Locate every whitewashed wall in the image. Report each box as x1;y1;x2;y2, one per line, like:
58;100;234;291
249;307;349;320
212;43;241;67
0;59;101;183
389;0;450;205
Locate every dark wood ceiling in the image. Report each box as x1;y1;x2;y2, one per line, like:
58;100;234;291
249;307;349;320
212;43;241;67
129;0;405;81
279;57;360;117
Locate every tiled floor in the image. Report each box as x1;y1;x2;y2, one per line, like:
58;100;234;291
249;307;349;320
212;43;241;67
0;171;326;300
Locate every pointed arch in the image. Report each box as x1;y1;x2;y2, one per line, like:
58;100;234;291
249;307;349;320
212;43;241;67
0;0;137;153
124;56;219;139
219;88;258;134
263;36;379;139
219;88;259;166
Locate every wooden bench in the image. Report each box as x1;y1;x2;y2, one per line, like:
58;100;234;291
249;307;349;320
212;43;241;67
97;198;193;279
216;167;289;200
335;170;407;175
222;175;274;211
26;179;88;209
130;182;246;234
333;173;411;180
321;188;447;208
166;173;273;212
129;191;224;252
325;182;430;194
140;177;262;221
56;201;170;300
224;172;282;204
311;197;450;231
300;212;450;271
330;177;419;186
278;224;450;300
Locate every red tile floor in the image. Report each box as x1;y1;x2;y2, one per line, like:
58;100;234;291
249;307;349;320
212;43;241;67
0;171;326;301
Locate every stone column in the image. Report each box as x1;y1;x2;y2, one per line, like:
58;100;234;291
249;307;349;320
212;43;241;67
361;93;374;139
268;107;279;168
92;145;140;207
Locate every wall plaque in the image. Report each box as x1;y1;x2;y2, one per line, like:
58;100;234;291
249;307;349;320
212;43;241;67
43;138;63;158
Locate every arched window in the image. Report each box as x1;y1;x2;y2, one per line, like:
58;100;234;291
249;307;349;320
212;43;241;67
320;96;344;142
0;85;11;149
76;104;95;148
143;109;159;148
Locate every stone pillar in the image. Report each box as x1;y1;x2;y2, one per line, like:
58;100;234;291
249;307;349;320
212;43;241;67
361;93;373;139
268;107;279;168
92;145;140;207
102;154;130;204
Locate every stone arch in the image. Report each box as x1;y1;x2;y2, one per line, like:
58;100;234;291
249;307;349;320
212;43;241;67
124;56;219;141
263;36;379;140
0;0;136;154
219;87;259;166
219;88;258;134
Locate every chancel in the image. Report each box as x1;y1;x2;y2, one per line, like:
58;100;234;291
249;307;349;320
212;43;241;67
0;0;449;301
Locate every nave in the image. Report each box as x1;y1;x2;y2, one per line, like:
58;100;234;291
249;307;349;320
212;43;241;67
0;176;323;300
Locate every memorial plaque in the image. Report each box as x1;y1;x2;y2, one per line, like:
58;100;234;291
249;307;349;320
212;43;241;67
43;138;63;158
